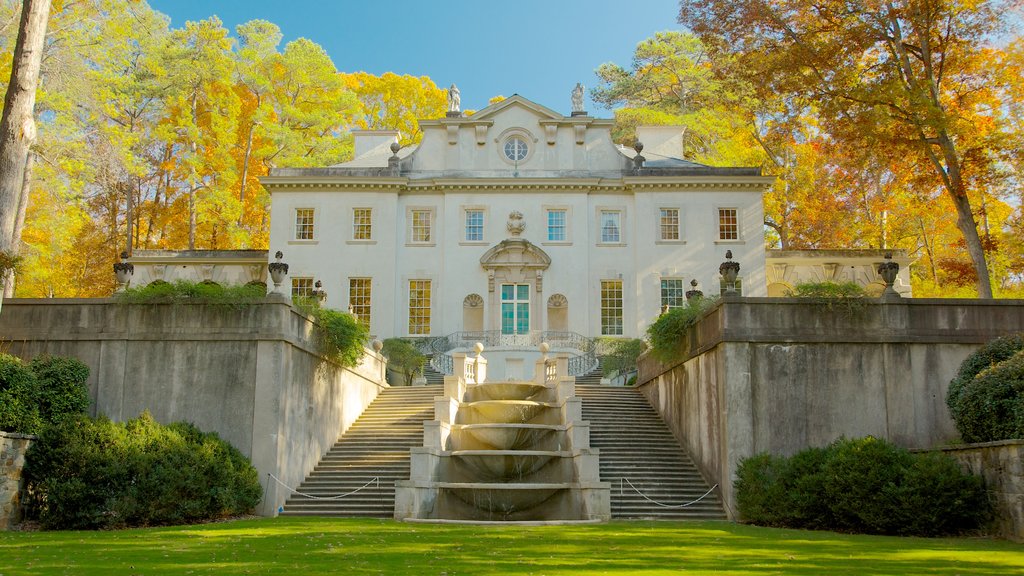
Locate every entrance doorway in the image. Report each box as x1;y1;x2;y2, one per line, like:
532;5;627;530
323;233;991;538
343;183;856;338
500;284;529;335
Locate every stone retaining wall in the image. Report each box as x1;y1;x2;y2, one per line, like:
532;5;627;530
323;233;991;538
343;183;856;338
938;440;1024;542
0;299;389;516
637;297;1024;520
0;432;33;530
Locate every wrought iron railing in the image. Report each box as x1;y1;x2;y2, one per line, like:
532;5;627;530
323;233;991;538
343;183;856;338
426;330;598;377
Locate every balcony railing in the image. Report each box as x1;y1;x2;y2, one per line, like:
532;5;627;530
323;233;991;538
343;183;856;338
423;330;598;377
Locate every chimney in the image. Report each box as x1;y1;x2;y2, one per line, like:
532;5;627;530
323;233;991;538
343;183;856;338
352;130;400;159
634;126;685;160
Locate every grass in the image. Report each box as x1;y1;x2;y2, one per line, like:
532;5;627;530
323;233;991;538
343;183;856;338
2;517;1022;575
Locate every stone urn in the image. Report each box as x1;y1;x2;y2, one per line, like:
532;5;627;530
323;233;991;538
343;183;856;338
268;251;289;294
685;279;703;304
877;253;901;301
113;251;134;292
719;250;740;296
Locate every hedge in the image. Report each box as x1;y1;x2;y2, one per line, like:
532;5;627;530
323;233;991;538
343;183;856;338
735;437;990;536
955;349;1024;443
946;334;1024;428
0;354;90;434
23;411;262;530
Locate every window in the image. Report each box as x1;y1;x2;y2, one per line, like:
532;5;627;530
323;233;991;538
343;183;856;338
353;208;372;240
408;280;432;335
504;137;529;162
349;278;371;328
410;209;432;243
500;284;530;335
465;209;484;242
291;277;313;298
661;279;685;310
659;208;680;241
601;280;623;336
546;209;567;242
600;210;621;244
294;208;315;240
718;208;739;240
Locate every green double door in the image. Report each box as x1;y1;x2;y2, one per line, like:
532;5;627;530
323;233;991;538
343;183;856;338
500;283;529;335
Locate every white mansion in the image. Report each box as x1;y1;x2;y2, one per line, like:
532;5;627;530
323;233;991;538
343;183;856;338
130;93;911;376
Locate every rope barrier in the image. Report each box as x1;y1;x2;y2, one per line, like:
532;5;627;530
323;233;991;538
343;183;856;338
619;478;719;509
267;473;380;501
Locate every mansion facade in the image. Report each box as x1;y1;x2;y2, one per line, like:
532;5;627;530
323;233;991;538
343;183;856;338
261;95;773;341
129;94;912;359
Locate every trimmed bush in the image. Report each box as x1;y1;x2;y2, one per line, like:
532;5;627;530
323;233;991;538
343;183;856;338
116;279;266;308
645;297;718;363
381;338;425;386
29;355;90;424
735;437;990;536
947;334;1024;427
23;411;262;530
955;349;1024;443
0;354;90;434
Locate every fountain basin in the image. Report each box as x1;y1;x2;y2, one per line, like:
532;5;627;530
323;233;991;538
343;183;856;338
456;400;559;425
464;382;551;402
452;423;563;451
450;450;568;481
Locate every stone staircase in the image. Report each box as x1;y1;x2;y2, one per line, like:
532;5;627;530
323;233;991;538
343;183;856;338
574;365;604;386
280;385;441;517
281;382;724;520
575;385;726;519
421;363;445;385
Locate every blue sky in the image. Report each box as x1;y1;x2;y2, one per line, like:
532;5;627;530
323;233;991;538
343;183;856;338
146;0;682;114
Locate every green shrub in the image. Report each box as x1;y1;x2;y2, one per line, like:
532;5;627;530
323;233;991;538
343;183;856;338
381;338;425;385
955;349;1024;443
23;411;261;530
735;436;990;536
946;334;1024;425
314;307;369;367
0;354;90;434
599;338;646;377
645;297;718;363
29;355;90;424
116;280;266;308
786;281;868;316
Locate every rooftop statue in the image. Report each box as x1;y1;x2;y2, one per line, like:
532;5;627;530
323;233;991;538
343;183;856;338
571;82;585;113
447;83;461;113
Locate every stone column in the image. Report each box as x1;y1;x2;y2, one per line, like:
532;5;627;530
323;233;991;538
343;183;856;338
0;432;34;530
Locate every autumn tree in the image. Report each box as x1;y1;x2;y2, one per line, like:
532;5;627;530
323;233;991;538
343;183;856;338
342;71;446;146
677;0;1021;298
0;0;48;306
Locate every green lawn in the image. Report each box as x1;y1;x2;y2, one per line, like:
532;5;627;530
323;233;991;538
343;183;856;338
1;517;1021;575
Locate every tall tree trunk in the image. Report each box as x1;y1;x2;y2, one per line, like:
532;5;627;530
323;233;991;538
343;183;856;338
238;121;256;227
3;151;33;298
0;0;49;311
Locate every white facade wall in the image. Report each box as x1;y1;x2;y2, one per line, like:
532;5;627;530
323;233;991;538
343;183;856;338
265;96;772;341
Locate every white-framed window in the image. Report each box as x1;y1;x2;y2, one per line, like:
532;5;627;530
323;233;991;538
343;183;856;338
504;137;529;162
718;207;739;241
349;277;371;328
544;207;569;243
352;208;372;240
661;278;686;310
408;207;435;245
291;277;314;298
408;279;432;335
659;208;681;241
465;209;484;242
294;208;315;240
599;210;622;244
600;279;623;336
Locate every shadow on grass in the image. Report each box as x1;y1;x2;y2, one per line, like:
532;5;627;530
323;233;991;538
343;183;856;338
2;518;1021;575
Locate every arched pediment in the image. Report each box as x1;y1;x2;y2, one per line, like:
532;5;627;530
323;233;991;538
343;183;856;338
479;238;551;271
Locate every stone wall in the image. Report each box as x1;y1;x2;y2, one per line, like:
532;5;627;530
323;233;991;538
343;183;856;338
0;432;33;529
0;299;388;516
938;440;1024;542
636;297;1024;519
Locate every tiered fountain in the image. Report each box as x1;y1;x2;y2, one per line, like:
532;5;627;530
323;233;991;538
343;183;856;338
395;343;610;522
